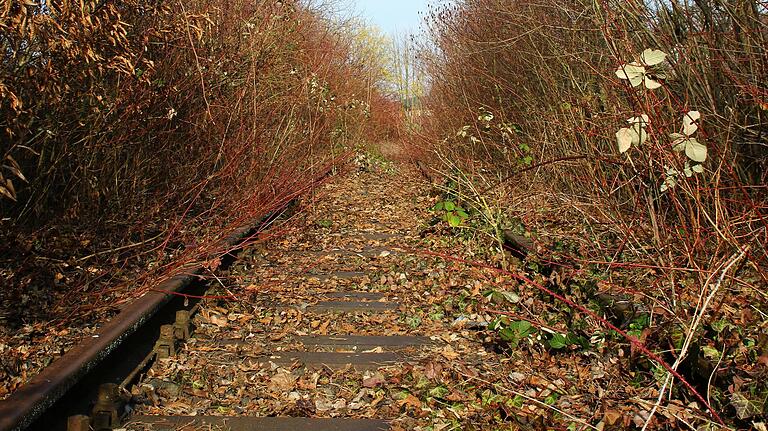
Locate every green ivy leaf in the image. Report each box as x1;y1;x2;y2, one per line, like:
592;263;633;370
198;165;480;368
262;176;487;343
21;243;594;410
549;333;567;349
429;385;450;399
499;327;519;343
731;392;763;419
509;320;533;337
701;345;721;360
489;317;510;330
447;214;462;227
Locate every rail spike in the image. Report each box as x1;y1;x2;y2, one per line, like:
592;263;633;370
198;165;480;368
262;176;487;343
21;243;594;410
173;310;192;341
91;383;123;430
153;324;176;359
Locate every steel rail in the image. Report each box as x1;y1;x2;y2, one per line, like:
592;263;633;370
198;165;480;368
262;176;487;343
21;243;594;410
0;223;258;431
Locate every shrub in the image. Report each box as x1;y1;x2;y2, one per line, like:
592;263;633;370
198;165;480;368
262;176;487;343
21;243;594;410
0;0;394;325
418;0;767;426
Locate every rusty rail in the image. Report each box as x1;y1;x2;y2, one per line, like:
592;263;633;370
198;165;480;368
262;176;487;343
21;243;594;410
0;222;261;431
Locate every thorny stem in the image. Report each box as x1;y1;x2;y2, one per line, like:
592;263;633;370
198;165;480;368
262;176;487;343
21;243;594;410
402;247;727;425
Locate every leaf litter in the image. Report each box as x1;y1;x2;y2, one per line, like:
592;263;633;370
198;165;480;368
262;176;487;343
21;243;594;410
125;160;737;430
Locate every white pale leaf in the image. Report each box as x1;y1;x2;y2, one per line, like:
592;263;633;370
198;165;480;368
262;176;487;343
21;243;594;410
683;111;701;136
685;138;708;162
671;133;685;151
684;166;693;177
692;164;704;173
662;175;677;191
683;121;698;136
629;123;647;145
627;114;649;125
629;73;644;88
616;128;633;153
641;49;667;66
639;127;648;144
616;63;644;78
644;76;663;89
616;64;645;87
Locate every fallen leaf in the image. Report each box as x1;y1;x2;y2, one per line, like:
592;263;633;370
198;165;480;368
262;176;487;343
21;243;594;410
208;313;228;327
363;372;386;388
269;369;297;392
603;410;622;425
732;392;763;419
398;393;422;410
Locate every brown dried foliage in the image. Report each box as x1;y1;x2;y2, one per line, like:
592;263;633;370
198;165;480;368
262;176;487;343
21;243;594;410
0;0;395;340
416;0;768;425
419;0;767;281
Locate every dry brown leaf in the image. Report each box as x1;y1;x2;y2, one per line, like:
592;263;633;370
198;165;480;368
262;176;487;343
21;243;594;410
363;372;386;388
269;369;297;392
398;393;422;410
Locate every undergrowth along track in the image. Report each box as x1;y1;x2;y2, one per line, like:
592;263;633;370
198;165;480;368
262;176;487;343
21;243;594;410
1;162;737;431
0;207;297;431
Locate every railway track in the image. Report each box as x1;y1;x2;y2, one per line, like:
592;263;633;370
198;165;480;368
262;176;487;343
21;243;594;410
0;170;452;431
1;168;515;431
0;212;291;431
116;245;436;431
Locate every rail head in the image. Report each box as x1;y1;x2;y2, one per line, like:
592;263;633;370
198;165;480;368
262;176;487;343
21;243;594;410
0;217;271;431
0;273;195;431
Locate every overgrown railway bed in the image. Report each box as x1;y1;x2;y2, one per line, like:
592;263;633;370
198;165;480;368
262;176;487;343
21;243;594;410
0;165;731;431
0;168;465;431
0;219;272;431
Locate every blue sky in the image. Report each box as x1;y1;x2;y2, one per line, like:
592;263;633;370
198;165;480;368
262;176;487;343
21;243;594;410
348;0;432;36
